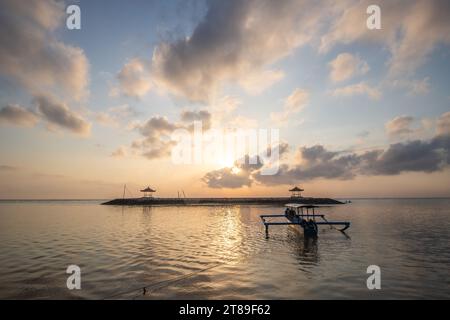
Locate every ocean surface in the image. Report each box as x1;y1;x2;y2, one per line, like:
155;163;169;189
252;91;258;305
0;199;449;299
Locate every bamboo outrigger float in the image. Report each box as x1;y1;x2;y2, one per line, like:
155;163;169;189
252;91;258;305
260;203;350;238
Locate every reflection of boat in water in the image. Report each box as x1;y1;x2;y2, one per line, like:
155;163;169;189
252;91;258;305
260;203;350;238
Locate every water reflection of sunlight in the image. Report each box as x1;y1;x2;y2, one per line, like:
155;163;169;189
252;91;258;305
210;207;244;265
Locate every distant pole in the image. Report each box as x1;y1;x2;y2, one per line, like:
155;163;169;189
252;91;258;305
182;190;186;198
123;184;126;200
177;191;180;199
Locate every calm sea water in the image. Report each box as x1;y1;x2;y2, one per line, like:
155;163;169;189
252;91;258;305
0;199;449;299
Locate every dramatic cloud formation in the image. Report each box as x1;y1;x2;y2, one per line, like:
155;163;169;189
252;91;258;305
329;53;369;82
143;0;450;102
332;82;381;100
203;112;450;188
151;0;327;102
385;116;415;138
270;88;309;125
0;104;39;127
33;94;91;136
0;0;89;100
255;134;450;186
112;58;152;98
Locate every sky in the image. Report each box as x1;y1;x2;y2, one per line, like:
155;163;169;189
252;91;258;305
0;0;450;199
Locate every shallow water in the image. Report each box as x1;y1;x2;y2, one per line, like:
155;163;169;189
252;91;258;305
0;199;449;299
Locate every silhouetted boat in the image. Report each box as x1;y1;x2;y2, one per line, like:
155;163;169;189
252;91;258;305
260;203;350;238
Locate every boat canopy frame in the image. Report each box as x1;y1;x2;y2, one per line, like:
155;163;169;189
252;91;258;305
261;203;351;238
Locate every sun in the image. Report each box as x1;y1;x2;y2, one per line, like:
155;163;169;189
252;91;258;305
231;166;241;174
218;155;236;168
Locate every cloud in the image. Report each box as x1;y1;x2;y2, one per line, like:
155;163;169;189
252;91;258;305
150;0;327;102
0;104;39;127
437;112;450;136
132;116;181;159
180;109;212;130
385;116;415;138
203;112;450;188
202;167;254;189
202;143;289;188
270;88;309;125
111;146;127;158
238;69;285;95
0;165;17;171
112;58;152;98
329;53;369;82
95;104;137;127
256;133;450;185
392;77;431;96
0;96;91;136
332;82;381;100
0;0;89;100
33;94;91;136
357;130;370;138
366;138;448;175
320;0;450;77
202;154;265;189
119;0;448;103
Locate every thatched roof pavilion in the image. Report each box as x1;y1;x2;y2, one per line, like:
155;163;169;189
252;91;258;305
140;186;156;197
289;186;304;198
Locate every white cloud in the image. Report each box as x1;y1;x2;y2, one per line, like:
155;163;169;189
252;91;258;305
437;112;450;136
94;105;137;127
271;88;309;125
385;116;415;138
332;82;381;100
392;77;431;96
320;0;450;77
112;58;152;98
329;53;369;82
238;69;285;95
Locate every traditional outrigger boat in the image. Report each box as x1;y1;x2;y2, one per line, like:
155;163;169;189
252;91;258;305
260;203;350;238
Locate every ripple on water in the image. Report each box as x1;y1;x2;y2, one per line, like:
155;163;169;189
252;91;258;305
0;200;449;299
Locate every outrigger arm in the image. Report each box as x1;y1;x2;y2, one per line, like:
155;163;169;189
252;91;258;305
260;204;350;238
